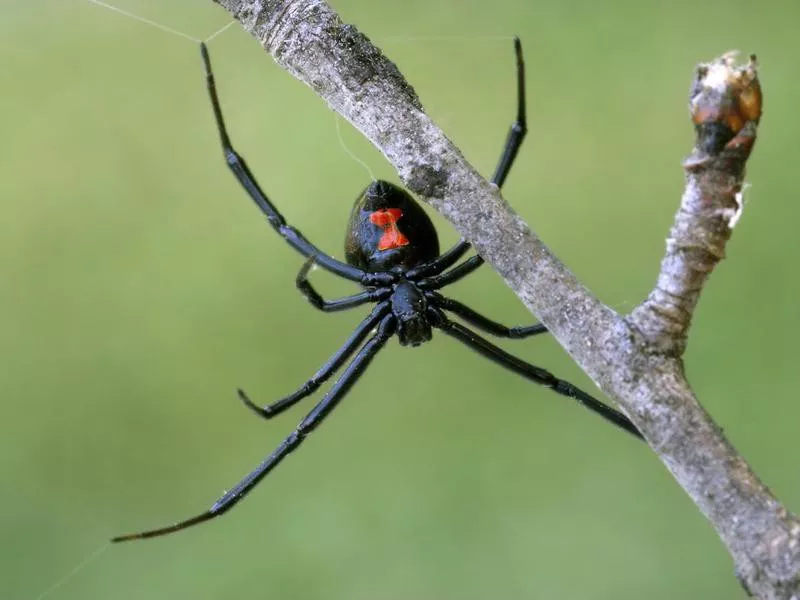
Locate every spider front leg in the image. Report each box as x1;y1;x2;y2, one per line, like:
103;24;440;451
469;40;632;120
296;259;391;312
425;291;547;339
199;44;391;287
112;315;397;542
239;301;391;420
428;308;643;440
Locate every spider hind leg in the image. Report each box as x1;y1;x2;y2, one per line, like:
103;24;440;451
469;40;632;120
428;307;643;440
426;291;547;339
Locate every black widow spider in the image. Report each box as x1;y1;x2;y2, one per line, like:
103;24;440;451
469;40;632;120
112;38;642;543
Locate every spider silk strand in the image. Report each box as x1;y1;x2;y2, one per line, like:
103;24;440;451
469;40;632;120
204;20;237;43
85;0;235;44
335;115;378;182
30;543;110;600
381;35;515;43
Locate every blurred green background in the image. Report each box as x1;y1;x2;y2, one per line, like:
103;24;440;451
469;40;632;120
2;1;799;598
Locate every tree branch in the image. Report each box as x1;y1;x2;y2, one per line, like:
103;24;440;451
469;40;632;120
211;1;800;597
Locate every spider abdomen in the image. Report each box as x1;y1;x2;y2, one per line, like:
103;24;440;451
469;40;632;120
344;180;440;272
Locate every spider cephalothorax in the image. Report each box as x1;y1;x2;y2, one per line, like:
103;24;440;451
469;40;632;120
112;38;642;543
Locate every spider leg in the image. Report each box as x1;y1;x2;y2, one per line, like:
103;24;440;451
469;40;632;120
112;315;397;542
491;37;527;188
426;291;546;339
418;255;484;290
296;259;391;312
199;44;392;287
408;38;528;280
406;240;472;280
428;308;643;440
239;301;391;419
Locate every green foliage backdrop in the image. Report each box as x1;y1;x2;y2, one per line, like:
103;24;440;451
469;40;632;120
2;1;799;598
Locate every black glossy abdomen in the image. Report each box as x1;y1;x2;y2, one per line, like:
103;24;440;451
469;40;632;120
344;180;439;272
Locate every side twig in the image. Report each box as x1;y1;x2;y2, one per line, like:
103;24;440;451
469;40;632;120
212;1;799;597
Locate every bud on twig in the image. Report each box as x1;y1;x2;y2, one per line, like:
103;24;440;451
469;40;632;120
687;52;762;166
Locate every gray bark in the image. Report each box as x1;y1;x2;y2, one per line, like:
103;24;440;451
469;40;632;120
212;1;800;597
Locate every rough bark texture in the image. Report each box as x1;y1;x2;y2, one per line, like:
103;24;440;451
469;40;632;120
212;1;800;597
